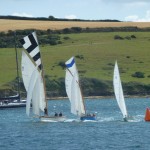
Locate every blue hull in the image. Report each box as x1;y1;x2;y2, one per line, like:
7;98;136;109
80;116;96;121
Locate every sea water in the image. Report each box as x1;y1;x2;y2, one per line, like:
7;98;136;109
0;98;150;150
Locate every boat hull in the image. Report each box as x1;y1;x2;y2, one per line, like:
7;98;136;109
40;116;66;122
145;108;150;121
0;103;26;108
80;115;96;121
123;117;128;122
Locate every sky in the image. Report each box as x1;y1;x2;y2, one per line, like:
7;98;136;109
1;0;150;22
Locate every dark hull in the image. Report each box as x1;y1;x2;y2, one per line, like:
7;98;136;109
0;103;26;108
80;115;96;121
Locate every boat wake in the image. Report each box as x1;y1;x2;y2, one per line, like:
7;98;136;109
41;120;58;122
95;115;144;123
127;115;144;122
64;119;78;122
64;119;97;122
39;115;144;123
97;117;115;122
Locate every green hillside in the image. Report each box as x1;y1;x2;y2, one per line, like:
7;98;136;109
1;31;150;96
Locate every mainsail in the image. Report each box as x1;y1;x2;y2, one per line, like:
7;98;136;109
65;57;85;116
65;57;78;102
20;32;46;116
21;51;35;91
113;61;128;119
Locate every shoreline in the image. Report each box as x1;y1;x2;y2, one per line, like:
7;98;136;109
47;95;150;100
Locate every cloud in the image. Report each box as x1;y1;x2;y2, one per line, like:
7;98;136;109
125;10;150;22
11;12;33;17
125;15;139;22
101;0;149;3
125;1;147;7
65;15;77;19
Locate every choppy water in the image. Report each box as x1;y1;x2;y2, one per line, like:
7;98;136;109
0;98;150;150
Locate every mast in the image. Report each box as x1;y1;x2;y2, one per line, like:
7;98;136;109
78;79;86;114
14;31;20;102
41;63;48;116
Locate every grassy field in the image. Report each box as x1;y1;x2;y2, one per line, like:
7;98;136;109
1;31;150;90
0;19;150;32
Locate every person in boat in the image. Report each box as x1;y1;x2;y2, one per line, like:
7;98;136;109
54;112;58;117
44;107;48;116
87;113;91;117
59;112;62;117
93;113;95;117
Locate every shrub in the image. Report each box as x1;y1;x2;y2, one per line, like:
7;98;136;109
75;55;84;59
132;71;145;78
114;35;124;40
125;36;131;40
71;27;82;33
63;36;70;40
58;61;66;69
131;35;136;38
62;28;71;34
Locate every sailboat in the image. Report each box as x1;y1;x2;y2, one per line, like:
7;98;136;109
113;61;128;121
20;31;66;122
0;32;26;108
65;56;96;121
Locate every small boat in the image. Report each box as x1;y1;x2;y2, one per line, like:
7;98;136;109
145;108;150;121
0;95;26;108
20;31;66;122
0;32;26;108
113;61;128;121
65;56;96;121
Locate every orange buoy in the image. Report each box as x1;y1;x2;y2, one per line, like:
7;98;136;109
145;108;150;121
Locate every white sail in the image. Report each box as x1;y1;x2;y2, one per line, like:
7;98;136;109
32;75;40;116
71;73;85;116
26;67;39;116
21;51;35;91
65;57;79;102
20;32;47;117
38;73;46;111
26;67;46;116
32;71;46;116
113;61;128;119
65;56;85;116
65;69;73;102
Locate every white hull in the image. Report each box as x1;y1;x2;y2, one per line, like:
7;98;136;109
0;102;26;108
40;116;66;122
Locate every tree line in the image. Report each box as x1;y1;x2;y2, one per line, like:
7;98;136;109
0;15;121;22
0;25;150;48
1;77;150;98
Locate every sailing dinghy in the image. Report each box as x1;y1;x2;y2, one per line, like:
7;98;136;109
65;56;96;121
113;61;128;121
20;31;66;122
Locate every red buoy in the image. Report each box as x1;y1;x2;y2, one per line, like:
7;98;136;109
145;108;150;121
